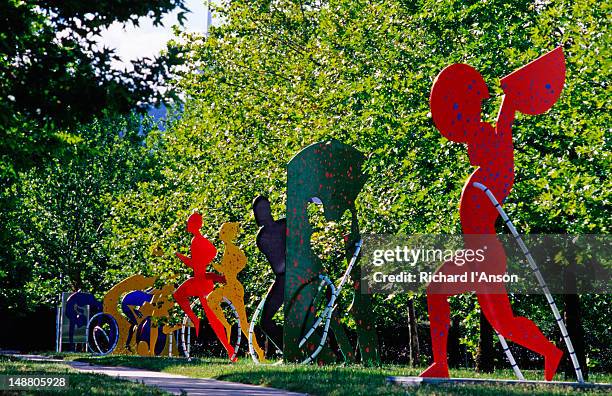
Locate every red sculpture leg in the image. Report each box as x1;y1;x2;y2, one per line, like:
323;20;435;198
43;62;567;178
421;292;450;378
173;277;204;335
197;291;237;362
478;293;562;381
421;254;473;378
174;277;236;361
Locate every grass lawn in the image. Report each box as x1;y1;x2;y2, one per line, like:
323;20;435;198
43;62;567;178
0;355;168;395
49;353;611;396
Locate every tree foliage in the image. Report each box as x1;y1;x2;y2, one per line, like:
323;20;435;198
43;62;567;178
1;115;153;309
0;0;185;314
0;0;185;182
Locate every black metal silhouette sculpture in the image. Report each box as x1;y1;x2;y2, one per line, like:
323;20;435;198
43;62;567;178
253;196;286;349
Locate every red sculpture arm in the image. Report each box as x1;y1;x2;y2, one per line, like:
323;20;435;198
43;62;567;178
175;252;194;270
206;272;226;284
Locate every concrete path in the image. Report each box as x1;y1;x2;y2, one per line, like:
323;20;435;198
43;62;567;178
6;354;306;396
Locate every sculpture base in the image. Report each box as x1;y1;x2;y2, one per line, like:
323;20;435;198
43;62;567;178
387;376;611;390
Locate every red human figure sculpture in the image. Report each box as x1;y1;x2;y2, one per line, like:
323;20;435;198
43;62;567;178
173;213;237;361
422;48;566;380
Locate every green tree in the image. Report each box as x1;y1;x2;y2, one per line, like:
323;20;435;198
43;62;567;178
0;0;186;314
0;0;186;182
2;115;153;309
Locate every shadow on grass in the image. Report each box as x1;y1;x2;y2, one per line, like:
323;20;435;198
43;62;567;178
210;368;612;396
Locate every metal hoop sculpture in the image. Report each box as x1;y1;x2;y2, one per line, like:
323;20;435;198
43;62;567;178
180;297;242;360
248;284;283;364
86;312;119;355
298;239;363;364
474;182;585;383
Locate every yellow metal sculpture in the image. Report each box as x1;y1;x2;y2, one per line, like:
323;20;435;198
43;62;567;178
137;284;178;357
102;274;157;354
207;222;266;362
89;274;184;356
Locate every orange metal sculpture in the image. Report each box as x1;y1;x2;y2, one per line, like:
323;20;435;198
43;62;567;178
208;222;266;362
102;274;157;354
137;284;177;356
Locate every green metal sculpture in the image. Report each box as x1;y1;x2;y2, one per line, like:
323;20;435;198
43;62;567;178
284;139;379;364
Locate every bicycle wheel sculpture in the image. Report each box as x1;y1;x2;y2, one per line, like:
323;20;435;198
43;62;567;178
136;318;168;356
249;263;356;365
298;240;363;364
248;283;284;364
86;312;119;355
180;297;242;359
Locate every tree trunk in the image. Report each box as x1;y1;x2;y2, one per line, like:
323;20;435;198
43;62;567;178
476;310;494;373
407;297;420;366
448;317;462;368
563;259;588;381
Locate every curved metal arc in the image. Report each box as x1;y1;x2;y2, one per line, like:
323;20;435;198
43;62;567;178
473;182;584;383
248;283;283;365
86;312;119;356
299;239;363;364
